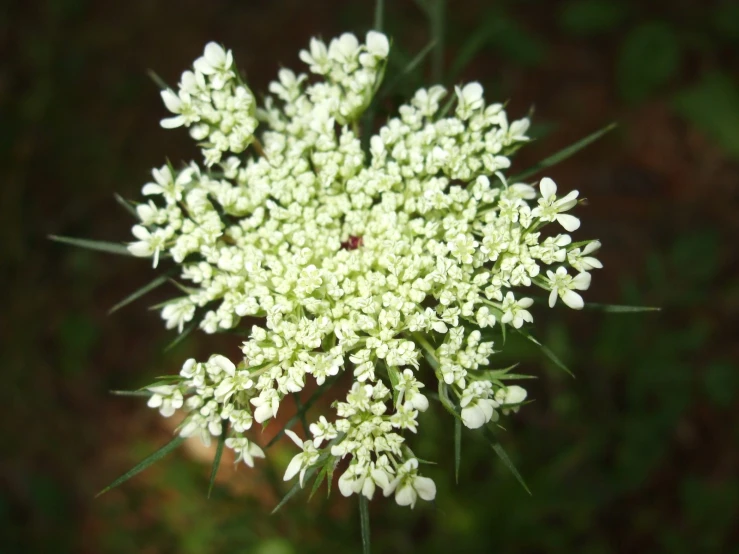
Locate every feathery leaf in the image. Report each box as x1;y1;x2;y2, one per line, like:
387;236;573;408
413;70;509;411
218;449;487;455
109;273;171;314
511;122;617;181
96;436;184;497
207;424;227;498
49;235;132;256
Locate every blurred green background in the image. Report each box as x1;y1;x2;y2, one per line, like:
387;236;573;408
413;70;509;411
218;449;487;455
2;0;738;552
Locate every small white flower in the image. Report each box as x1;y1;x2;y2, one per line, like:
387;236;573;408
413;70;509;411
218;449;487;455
338;462;378;499
568;240;603;272
495;385;527;414
193;42;234;89
250;390;280;423
460;397;497;429
161;299;195;333
127;225;166;267
146;385;183;417
283;429;320;487
455;82;484;119
299;38;330;74
365;31;389;58
384;459;436;508
546;267;591;309
533;177;581;232
225;437;265;467
500;292;534;329
497;385;527;406
309;415;337;447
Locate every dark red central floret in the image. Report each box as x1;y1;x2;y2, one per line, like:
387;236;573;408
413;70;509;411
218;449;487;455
341;235;363;250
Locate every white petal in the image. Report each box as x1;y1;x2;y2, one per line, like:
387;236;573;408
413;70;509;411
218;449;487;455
366;31;389;57
212;354;236;375
203;42;226;66
249;443;265;460
479;399;494;422
583;240;601;255
361;477;376;499
518;297;534;309
510;183;536;199
284;429;304;448
411;393;429;412
147;395;163;408
558;189;580;208
394;484;416;507
338;471;355;497
585;257;603;269
131;225;150;240
462;82;483;103
571;271;592;290
254;403;273;423
160;89;182;113
539;177;557;199
510;118;531;137
283;455;303;482
414;476;436;501
339;33;359;54
193;57;214;75
504;385;527;405
141;183;162;196
562;290;584;310
127;242;152;257
556;213;581;232
242;451;255;468
214;380;233;401
371;469;391;490
461;404;486;429
160;115;186;129
548;289;558;308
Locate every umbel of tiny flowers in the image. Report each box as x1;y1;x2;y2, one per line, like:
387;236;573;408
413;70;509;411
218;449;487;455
123;29;604;512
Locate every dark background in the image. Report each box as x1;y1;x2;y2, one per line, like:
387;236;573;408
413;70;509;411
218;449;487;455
2;0;738;552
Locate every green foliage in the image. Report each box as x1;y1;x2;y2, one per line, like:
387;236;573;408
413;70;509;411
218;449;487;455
59;313;99;376
558;0;628;36
617;22;681;102
451;9;546;78
713;0;739;42
702;361;738;408
673;73;739;160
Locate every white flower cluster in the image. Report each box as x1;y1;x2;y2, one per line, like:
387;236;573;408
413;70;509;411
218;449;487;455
130;32;602;509
160;42;258;166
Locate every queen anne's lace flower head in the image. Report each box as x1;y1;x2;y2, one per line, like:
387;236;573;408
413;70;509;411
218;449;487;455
128;31;602;509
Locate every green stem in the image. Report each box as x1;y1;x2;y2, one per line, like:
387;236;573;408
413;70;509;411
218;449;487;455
374;0;384;32
430;0;446;83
